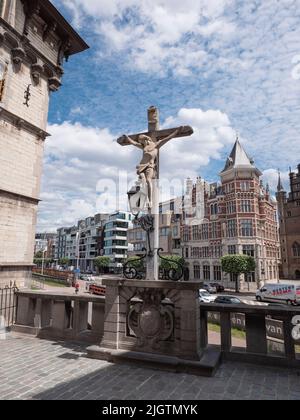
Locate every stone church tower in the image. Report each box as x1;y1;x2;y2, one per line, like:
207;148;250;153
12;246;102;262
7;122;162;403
0;0;88;286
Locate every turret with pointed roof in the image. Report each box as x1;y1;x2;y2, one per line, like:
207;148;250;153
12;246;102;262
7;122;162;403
220;136;262;181
277;171;285;193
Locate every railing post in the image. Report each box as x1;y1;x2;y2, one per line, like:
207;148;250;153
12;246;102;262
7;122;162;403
73;300;89;334
200;309;208;350
245;313;267;354
283;317;296;361
220;312;232;352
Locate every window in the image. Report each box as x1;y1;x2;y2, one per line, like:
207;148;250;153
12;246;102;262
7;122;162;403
240;181;250;191
201;224;209;240
227;220;237;237
192;225;200;241
194;264;201;280
213;266;222;281
183;227;190;242
203;266;210;281
202;247;210;258
160;228;169;237
228;245;236;255
211;203;218;215
211;222;218;239
243;245;255;257
241;200;251;213
240;220;253;237
292;243;300;257
226;201;236;214
173;226;178;237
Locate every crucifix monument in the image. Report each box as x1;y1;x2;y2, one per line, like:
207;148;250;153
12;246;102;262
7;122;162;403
118;106;193;281
87;107;221;376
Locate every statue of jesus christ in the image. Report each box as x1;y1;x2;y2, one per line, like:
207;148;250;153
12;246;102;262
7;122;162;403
120;127;184;208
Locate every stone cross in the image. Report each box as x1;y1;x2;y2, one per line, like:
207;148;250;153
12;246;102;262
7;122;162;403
118;106;193;281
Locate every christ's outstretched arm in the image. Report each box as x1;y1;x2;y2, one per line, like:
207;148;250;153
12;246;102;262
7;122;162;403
156;127;183;149
122;135;143;150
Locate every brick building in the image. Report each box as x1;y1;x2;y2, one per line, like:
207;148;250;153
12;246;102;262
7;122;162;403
0;0;88;286
183;139;280;290
277;165;300;280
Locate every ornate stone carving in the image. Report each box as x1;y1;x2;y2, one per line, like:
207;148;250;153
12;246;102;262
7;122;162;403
48;76;61;92
127;289;174;350
31;63;43;84
11;47;26;66
42;21;57;42
58;38;71;65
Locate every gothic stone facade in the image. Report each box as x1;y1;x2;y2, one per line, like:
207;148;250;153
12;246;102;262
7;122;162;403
0;0;88;286
277;165;300;280
183;140;280;291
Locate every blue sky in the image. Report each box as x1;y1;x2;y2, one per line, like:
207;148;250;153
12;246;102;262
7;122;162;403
38;0;300;231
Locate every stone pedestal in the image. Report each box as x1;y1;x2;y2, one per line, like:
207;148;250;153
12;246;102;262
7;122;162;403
87;279;221;376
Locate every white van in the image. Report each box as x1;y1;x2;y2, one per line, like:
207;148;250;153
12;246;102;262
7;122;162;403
256;283;300;306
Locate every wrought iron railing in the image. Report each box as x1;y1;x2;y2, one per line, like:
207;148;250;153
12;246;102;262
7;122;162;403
0;282;19;328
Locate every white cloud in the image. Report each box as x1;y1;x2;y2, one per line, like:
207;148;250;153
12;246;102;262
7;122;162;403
38;108;236;230
60;0;235;76
262;168;290;193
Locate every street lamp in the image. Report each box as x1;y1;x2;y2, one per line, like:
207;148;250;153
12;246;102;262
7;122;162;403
127;182;148;218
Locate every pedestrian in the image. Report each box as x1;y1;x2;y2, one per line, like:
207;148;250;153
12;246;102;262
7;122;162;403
75;282;80;295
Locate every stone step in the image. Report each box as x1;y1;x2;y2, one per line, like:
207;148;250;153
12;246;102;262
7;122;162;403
87;345;221;377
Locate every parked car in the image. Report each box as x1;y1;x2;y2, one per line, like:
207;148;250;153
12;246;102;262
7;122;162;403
210;282;225;293
256;283;300;306
200;283;217;294
214;296;242;305
199;289;216;303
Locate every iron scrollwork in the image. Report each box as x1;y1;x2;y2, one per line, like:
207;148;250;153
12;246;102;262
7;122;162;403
157;248;184;282
123;247;147;279
136;214;154;257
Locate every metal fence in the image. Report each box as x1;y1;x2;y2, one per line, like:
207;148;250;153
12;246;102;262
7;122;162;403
0;283;18;328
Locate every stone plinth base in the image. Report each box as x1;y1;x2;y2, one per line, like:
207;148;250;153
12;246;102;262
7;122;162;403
87;278;221;376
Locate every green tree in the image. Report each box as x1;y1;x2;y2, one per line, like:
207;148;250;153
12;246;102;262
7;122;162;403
125;256;144;271
159;255;185;270
34;250;43;259
59;257;70;267
94;256;111;274
221;255;256;293
33;258;53;268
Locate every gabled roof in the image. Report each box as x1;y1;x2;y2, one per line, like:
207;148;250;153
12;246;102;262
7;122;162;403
221;139;256;174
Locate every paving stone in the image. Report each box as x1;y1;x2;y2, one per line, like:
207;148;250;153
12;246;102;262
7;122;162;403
1;333;300;400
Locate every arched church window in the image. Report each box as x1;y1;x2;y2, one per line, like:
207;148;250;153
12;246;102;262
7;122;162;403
292;242;300;257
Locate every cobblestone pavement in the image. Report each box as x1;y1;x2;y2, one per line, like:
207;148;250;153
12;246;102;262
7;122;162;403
1;333;300;400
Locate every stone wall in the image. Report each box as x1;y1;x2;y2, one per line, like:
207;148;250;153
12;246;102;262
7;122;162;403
0;191;37;274
0;266;32;288
0;119;45;199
